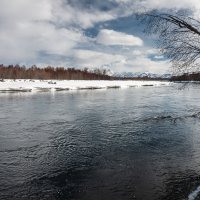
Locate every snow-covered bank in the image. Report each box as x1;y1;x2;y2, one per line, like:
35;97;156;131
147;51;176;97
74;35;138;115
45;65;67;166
0;79;171;93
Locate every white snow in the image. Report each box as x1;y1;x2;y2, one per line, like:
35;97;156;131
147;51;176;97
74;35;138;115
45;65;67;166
0;79;171;93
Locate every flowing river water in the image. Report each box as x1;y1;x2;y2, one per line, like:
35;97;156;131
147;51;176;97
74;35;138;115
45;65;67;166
1;84;200;200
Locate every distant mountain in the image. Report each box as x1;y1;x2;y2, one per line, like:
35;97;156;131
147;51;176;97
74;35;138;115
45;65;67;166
112;72;172;79
160;73;172;79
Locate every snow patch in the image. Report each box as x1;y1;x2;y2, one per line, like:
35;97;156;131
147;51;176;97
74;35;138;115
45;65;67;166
0;79;171;93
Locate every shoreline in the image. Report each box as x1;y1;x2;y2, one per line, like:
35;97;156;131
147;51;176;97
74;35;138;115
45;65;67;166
0;79;171;93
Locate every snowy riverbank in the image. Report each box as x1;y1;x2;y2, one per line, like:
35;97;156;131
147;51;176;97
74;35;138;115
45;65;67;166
0;79;171;93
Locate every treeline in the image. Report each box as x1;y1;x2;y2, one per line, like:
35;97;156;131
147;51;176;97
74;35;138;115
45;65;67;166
170;72;200;81
0;64;171;81
0;64;113;80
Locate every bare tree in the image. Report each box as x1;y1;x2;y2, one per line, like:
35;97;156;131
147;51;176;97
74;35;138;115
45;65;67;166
138;10;200;74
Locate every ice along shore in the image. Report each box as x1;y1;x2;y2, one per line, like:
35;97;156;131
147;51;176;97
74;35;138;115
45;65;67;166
0;79;171;93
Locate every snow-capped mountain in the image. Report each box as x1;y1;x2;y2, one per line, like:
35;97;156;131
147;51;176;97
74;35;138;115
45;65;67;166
112;72;172;79
160;73;172;79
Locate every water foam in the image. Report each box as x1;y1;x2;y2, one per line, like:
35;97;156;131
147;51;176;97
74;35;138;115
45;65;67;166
188;185;200;200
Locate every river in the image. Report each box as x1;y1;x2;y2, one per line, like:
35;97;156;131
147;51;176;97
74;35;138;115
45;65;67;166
1;84;200;200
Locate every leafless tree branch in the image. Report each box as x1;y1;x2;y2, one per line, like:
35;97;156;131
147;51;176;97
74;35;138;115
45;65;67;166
137;10;200;74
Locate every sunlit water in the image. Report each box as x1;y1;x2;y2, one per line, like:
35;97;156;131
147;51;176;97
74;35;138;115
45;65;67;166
1;84;200;200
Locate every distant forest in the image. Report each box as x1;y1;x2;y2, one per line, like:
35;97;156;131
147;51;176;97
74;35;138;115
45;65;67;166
170;72;200;81
0;64;170;81
0;64;113;80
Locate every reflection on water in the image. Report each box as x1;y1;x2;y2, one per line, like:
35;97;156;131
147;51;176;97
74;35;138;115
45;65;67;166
1;85;200;200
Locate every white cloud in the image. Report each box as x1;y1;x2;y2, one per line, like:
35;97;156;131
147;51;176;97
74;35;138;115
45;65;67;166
0;20;84;63
0;0;88;64
110;0;200;19
0;0;52;23
69;48;170;74
141;0;200;10
111;58;169;74
96;29;143;46
71;49;125;68
126;57;169;74
0;0;184;73
52;0;117;29
107;48;170;74
0;0;126;64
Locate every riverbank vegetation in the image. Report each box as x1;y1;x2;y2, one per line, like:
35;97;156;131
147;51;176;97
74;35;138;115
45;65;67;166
0;65;168;81
170;72;200;81
0;64;112;80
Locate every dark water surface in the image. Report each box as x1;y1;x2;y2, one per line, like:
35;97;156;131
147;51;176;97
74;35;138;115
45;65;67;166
1;84;200;200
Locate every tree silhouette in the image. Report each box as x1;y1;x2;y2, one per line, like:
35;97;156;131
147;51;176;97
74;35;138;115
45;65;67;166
138;10;200;74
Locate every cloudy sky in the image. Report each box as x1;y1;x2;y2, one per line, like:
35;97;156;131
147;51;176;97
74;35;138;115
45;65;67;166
0;0;199;73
